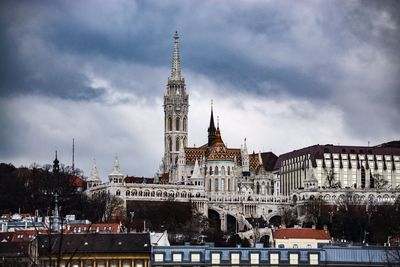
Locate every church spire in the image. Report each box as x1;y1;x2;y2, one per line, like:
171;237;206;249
170;31;182;81
53;150;60;173
208;100;217;146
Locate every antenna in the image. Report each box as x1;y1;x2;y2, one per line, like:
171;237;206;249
72;138;75;172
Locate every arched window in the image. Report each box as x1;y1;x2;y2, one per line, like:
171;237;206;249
221;166;226;176
126;190;130;196
176;117;180;131
183;117;187;131
215;166;219;176
209;166;213;175
221;178;225;191
168;137;172;152
116;190;120;196
215;179;219;191
208;179;212;191
227;166;231;175
168;117;173;131
228;179;231;191
176;137;180;151
261;183;266;195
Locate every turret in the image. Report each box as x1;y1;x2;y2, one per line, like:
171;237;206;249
109;156;124;184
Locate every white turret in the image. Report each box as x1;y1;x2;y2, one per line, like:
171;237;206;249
87;159;101;188
176;142;187;184
241;138;250;174
191;158;204;186
109;156;124;184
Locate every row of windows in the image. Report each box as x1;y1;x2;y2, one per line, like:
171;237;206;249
154;252;319;265
167;116;187;132
167;136;187;152
123;189;204;198
208;165;231;176
43;259;145;267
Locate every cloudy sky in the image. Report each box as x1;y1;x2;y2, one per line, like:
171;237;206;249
0;0;399;180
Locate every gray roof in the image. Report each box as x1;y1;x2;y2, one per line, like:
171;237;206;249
37;233;151;255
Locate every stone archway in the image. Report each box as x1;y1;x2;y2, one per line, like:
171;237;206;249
208;209;221;230
227;214;237;233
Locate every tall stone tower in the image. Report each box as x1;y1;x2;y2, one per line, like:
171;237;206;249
163;31;189;175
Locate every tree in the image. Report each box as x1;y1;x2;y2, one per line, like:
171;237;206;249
371;173;388;189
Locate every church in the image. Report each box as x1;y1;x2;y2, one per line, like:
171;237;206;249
157;31;278;197
85;32;400;231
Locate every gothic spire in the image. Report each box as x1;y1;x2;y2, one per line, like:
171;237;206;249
208;100;216;132
170;31;182;81
208;101;217;146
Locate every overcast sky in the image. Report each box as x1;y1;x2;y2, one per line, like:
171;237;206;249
0;0;399;180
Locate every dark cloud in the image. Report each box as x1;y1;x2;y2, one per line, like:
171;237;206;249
0;0;399;177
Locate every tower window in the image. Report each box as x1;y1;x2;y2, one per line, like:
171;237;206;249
214;166;219;176
168;137;172;152
183;117;187;131
168;117;173;131
176;137;180;151
176;117;180;131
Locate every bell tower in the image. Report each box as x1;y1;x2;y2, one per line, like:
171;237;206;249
163;31;189;174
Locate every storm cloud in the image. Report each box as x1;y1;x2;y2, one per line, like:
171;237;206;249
0;0;399;179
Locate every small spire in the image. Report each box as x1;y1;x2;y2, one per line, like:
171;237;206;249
53;150;60;173
90;159;100;181
111;156;122;175
170;31;182;81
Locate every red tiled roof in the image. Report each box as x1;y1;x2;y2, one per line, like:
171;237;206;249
273;228;330;240
69;175;86;187
10;230;48;242
125;176;154;184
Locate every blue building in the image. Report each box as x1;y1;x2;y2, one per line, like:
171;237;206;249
152;244;399;266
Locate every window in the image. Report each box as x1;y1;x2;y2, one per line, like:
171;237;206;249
191;253;201;262
220;178;225;191
215;179;219;192
211;253;220;265
215;166;219;175
135;261;143;267
168;117;172;131
168;137;172;152
289;254;298;265
176;137;180;151
227;166;231;175
183;117;187;131
176;117;180;131
231;253;240;264
221;166;225;175
172;253;182;262
116;190;121;196
250;253;259;265
154;253;164;262
270;253;279;264
309;254;319;265
209;166;213;175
